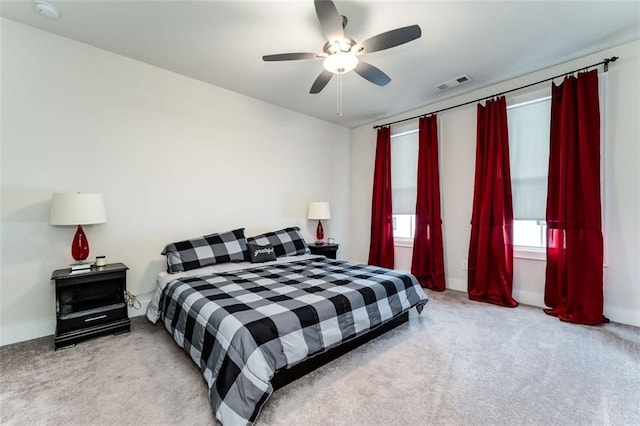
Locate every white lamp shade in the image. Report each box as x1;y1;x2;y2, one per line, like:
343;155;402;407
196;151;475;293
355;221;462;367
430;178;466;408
307;202;331;220
49;193;108;225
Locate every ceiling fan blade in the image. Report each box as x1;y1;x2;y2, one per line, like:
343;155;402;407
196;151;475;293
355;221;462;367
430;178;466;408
310;70;334;94
314;0;344;43
354;61;391;87
357;25;422;54
262;53;320;61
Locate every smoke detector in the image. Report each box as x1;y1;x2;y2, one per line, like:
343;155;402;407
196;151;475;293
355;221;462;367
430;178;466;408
435;74;472;91
34;1;60;19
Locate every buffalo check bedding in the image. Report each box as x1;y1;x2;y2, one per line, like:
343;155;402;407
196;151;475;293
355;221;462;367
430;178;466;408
148;255;428;426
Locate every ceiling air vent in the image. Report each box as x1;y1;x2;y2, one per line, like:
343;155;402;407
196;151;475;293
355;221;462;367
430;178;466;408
435;74;472;91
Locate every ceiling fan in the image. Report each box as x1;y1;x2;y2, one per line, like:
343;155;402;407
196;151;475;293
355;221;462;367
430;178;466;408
262;0;422;94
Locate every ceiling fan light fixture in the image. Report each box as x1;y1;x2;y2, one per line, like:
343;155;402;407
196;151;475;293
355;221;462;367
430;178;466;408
323;52;358;74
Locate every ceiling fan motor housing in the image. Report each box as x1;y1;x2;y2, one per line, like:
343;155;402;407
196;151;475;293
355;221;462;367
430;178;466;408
323;37;358;55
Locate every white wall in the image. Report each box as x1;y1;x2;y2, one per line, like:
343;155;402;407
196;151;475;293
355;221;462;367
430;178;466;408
350;40;640;327
0;19;351;345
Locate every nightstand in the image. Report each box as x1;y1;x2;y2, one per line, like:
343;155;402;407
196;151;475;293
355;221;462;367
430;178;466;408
51;262;131;349
309;243;340;259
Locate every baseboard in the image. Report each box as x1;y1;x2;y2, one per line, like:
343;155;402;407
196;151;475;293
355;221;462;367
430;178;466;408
447;276;543;304
446;277;467;292
604;306;640;328
445;276;639;327
3;288;635;347
511;289;545;308
0;294;152;347
127;292;151;318
0;318;55;347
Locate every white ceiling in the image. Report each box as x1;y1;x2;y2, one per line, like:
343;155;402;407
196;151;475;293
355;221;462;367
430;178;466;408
2;0;639;128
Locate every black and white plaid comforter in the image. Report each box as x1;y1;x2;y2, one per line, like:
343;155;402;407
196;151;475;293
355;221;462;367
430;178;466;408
158;257;428;425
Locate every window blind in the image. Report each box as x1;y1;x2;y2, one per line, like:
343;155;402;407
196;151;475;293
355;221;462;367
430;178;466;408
391;130;418;215
508;98;551;220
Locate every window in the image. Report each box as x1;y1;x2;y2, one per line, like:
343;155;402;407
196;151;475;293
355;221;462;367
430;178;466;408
390;129;418;240
508;76;607;256
393;214;415;239
507;91;551;249
513;220;546;247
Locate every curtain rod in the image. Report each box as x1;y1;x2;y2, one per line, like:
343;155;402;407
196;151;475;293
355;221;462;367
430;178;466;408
373;56;619;130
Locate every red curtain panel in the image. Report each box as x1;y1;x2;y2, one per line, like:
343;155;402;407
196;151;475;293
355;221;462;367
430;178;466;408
544;70;606;325
411;115;446;291
368;127;395;269
468;97;518;307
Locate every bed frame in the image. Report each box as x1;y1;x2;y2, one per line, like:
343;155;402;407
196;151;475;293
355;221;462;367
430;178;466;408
271;311;409;390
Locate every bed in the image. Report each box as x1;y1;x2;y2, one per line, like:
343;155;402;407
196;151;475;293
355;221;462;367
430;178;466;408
147;227;428;426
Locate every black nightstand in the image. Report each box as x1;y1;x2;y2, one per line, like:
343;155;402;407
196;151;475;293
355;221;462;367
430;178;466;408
309;243;340;259
51;262;131;349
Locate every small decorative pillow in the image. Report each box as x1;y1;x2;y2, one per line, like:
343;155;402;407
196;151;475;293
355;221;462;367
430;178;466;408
161;228;248;273
246;226;310;258
247;243;277;263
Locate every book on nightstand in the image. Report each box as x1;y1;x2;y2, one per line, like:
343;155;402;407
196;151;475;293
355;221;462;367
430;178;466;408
69;262;93;271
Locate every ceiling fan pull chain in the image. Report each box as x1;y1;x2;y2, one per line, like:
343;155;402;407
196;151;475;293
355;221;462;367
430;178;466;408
337;74;343;118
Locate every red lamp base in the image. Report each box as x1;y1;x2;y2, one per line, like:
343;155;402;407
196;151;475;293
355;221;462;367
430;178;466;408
316;220;324;242
71;225;90;261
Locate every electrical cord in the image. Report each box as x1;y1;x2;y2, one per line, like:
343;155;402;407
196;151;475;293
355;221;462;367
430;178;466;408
124;290;142;310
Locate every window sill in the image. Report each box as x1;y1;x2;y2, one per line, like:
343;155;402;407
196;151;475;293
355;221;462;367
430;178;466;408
514;246;608;268
514;246;546;261
394;238;414;248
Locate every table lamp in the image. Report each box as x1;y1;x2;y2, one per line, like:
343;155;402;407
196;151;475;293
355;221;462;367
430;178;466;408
49;193;107;262
307;202;331;243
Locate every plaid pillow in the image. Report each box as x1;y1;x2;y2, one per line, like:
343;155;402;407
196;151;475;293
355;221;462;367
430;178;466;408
161;228;248;273
246;227;310;258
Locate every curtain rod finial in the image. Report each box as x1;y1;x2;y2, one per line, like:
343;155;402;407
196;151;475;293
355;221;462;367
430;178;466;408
604;56;619;72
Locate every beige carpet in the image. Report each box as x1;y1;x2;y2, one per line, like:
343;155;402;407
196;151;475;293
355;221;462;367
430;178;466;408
1;290;639;425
